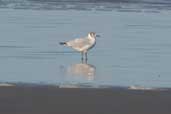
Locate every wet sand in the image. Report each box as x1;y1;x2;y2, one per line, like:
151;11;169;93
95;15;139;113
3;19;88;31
0;85;171;114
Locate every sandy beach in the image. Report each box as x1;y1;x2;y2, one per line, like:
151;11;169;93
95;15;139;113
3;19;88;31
0;85;170;114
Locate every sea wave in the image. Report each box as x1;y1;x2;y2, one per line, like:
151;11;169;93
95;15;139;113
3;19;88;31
0;0;171;11
1;0;171;3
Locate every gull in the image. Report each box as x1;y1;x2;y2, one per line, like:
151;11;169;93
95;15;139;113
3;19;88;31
59;32;100;60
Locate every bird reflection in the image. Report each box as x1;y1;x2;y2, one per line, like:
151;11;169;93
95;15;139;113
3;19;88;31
67;60;96;81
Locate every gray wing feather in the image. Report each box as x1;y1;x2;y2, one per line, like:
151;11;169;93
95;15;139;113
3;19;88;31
67;38;90;49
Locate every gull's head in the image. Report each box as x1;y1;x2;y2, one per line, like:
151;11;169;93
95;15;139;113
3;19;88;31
88;32;100;39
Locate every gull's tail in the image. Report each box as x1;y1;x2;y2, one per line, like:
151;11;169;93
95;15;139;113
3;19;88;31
59;42;67;45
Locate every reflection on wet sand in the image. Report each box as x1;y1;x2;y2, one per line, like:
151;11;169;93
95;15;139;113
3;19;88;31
67;61;96;81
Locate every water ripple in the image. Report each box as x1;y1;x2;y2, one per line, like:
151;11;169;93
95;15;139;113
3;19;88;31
1;0;171;11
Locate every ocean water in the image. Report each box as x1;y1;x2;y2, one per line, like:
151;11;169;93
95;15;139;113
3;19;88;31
0;0;171;88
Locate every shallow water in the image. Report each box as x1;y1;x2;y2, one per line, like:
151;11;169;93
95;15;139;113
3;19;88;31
0;0;171;88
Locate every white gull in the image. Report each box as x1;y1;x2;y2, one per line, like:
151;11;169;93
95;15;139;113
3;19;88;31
60;32;100;60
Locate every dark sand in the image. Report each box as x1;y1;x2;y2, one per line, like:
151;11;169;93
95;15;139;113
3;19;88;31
0;85;171;114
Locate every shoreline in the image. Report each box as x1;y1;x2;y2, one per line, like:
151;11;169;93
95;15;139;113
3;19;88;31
0;84;171;114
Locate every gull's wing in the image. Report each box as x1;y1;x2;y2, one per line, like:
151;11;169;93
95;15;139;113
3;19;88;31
66;37;90;49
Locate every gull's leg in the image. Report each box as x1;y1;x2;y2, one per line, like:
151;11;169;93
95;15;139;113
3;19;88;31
81;52;84;62
85;52;88;62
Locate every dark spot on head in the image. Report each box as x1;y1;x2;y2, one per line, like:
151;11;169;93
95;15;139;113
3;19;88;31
89;32;96;37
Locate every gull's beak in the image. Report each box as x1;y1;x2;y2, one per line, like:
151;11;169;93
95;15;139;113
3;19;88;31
96;35;100;37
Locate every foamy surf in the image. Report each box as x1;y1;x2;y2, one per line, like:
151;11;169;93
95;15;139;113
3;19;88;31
128;85;167;91
0;83;15;87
